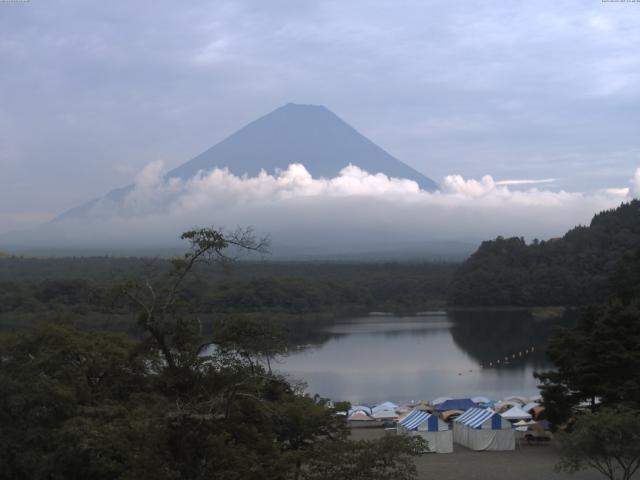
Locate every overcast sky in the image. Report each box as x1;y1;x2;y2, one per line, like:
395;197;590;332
1;0;640;234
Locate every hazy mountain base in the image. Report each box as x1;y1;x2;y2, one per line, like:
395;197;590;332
0;239;477;262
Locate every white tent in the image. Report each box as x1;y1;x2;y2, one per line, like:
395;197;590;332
348;405;372;416
453;408;515;451
503;395;527;405
501;406;532;421
397;409;453;453
471;396;491;405
372;409;399;419
494;400;521;413
348;410;372;421
371;401;398;419
522;402;540;413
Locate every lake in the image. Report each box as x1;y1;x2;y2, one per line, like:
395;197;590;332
275;309;571;404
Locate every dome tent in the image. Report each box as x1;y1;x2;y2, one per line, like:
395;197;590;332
434;398;477;412
371;401;399;420
348;405;372;416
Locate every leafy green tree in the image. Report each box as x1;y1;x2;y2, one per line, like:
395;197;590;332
303;435;426;480
213;315;288;373
535;245;640;427
0;227;423;480
535;300;640;426
0;323;150;480
556;408;640;480
450;200;640;307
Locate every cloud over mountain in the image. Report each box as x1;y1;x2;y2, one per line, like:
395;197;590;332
17;162;634;256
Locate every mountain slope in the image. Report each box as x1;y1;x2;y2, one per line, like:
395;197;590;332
449;200;640;306
169;103;436;188
56;103;436;221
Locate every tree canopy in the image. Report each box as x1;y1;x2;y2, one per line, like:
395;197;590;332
450;200;640;306
0;227;422;480
556;408;640;480
535;245;640;426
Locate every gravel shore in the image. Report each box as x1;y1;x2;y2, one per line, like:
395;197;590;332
350;428;631;480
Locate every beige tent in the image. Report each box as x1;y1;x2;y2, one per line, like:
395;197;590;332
440;410;464;422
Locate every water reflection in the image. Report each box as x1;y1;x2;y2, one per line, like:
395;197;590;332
275;310;574;405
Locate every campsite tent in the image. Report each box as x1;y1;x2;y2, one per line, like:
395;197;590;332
531;406;545;420
440;410;464;422
453;408;515;451
348;410;371;421
522;402;540;413
471;396;491;405
397;409;453;453
501;406;532;421
348;405;372;416
371;401;399;419
372;401;398;413
435;398;477;412
503;396;527;405
494;400;521;413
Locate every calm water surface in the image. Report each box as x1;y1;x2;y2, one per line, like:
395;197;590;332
275;310;571;404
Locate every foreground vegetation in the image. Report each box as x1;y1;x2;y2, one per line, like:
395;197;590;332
2;201;640;479
0;228;425;480
534;247;640;480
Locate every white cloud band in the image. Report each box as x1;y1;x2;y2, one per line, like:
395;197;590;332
39;162;633;253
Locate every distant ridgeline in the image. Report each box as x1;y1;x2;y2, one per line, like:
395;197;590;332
450;200;640;306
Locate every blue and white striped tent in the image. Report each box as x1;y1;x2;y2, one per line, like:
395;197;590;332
399;410;438;431
453;408;514;451
397;410;453;453
454;407;506;429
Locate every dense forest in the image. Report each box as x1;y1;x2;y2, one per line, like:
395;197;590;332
449;200;640;306
535;246;640;423
0;258;456;333
0;229;426;480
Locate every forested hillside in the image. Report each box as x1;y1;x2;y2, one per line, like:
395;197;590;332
0;259;456;332
450;200;640;306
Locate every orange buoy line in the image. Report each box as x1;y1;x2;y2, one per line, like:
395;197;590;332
479;345;537;369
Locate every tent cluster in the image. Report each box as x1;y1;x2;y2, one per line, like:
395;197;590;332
346;394;548;453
